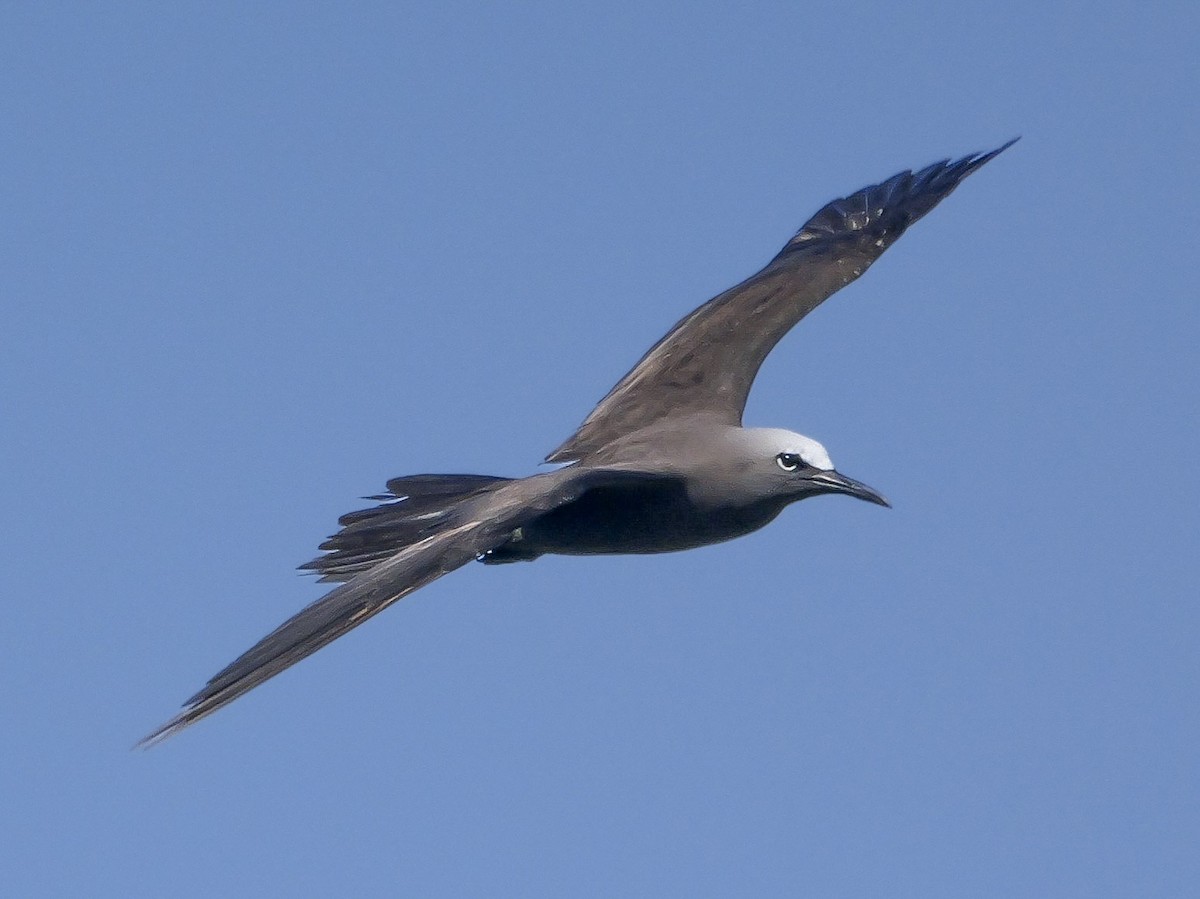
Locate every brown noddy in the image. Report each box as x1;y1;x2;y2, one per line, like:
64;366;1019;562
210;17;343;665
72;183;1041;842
140;140;1015;745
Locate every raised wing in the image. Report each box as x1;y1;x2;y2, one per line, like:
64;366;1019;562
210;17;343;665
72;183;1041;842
138;466;662;746
547;140;1016;463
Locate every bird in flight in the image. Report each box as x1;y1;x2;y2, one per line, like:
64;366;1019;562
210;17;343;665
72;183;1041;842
141;140;1015;745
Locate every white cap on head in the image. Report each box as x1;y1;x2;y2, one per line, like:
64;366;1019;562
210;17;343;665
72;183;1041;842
747;427;835;471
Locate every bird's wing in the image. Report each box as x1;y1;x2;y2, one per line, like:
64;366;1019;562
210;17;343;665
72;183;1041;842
139;466;662;746
547;140;1016;463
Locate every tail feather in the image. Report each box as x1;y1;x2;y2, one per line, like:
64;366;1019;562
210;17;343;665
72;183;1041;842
300;473;512;582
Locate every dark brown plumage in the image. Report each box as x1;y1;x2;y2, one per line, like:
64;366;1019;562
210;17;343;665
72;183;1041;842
140;141;1015;746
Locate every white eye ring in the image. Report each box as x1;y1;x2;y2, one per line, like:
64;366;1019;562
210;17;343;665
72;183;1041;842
776;452;802;472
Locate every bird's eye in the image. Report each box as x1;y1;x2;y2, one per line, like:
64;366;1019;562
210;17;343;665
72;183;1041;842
776;452;803;472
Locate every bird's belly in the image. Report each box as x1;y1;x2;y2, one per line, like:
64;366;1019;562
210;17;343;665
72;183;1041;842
518;484;780;557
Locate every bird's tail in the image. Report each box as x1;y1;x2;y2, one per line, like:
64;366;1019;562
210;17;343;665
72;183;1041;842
298;473;513;582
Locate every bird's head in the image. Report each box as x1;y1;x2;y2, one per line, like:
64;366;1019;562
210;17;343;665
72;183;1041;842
739;427;890;509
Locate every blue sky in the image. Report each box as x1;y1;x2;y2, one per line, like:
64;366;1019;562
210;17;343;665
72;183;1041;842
2;2;1197;896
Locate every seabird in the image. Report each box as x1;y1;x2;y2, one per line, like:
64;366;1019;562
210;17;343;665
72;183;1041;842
141;140;1015;745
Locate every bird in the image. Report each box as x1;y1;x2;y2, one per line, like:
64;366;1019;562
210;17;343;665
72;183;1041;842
140;139;1016;746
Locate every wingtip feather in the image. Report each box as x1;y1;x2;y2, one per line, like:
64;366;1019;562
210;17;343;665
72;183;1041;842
784;138;1018;251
